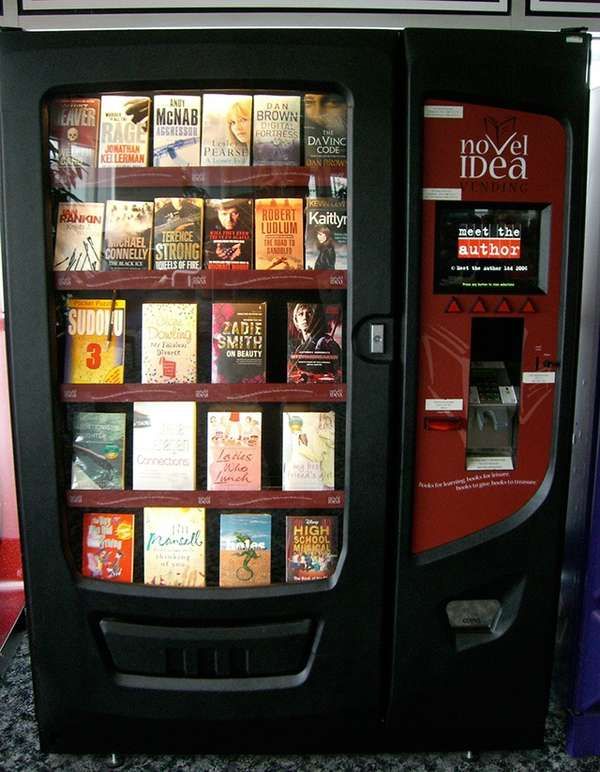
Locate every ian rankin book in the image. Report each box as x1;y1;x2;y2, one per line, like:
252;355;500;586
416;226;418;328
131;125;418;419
64;298;126;384
153;95;201;167
204;198;253;270
252;95;301;166
54;202;105;271
143;507;206;587
282;411;335;491
133;402;196;491
211;303;266;384
287;302;342;384
219;513;271;587
303;93;347;168
142;303;197;383
254;198;303;270
201;93;252;167
152;197;203;270
82;513;134;584
71;411;126;490
104;200;154;270
48;97;100;179
286;515;338;582
207;411;261;492
304;198;348;271
98;95;150;167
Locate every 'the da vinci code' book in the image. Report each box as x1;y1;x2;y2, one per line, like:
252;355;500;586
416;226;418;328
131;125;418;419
152;197;203;270
254;198;304;270
133;402;196;491
286;516;339;582
304;198;348;271
103;200;153;270
64;298;126;384
153;95;201;167
207;411;261;491
252;95;301;166
71;412;126;490
211;303;266;384
282;411;335;491
304;93;347;167
82;513;134;583
204;198;253;270
53;202;105;271
48;97;100;180
287;302;342;384
98;95;150;167
201;93;252;167
219;513;271;587
144;507;206;587
142;303;197;383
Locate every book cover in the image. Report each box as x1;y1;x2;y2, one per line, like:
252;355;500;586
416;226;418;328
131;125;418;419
211;303;266;384
152;197;203;270
64;298;126;384
142;303;197;383
98;95;150;167
304;93;347;167
204;198;253;270
82;513;134;583
143;507;206;587
48;97;100;181
53;202;105;271
104;200;154;270
287;302;342;384
133;402;196;491
252;95;301;166
153;95;201;167
286;515;339;582
282;411;335;491
71;412;126;490
207;411;261;492
201;93;252;167
219;513;271;587
254;198;303;270
304;198;348;271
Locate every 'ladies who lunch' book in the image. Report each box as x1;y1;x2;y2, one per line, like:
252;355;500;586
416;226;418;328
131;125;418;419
153;94;201;167
82;513;134;584
282;411;335;491
207;411;261;491
144;507;206;588
142;303;197;383
64;298;126;384
71;412;126;490
211;302;266;384
201;93;252;167
219;513;271;587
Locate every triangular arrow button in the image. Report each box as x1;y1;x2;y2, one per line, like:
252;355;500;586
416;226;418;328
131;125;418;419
445;297;463;314
471;298;487;314
496;298;512;313
520;299;537;313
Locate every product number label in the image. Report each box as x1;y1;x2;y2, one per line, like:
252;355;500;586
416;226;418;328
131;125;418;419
195;389;209;400
329;274;345;287
63;389;77;400
328;495;342;506
329;388;344;400
57;276;72;288
197;496;211;506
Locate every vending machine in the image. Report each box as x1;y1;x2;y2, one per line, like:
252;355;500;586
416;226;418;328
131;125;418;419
0;27;589;752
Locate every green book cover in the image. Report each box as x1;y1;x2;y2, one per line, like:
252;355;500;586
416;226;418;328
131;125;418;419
72;412;126;490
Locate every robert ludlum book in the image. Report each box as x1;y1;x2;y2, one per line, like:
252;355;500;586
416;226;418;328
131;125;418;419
153;95;201;167
152;197;203;270
142;303;197;383
219;513;271;587
98;95;150;167
207;411;261;492
286;516;338;582
252;95;301;166
133;402;196;491
204;198;253;270
53;202;105;271
254;198;303;270
103;200;154;270
82;513;134;583
304;93;347;167
287;302;342;384
71;412;126;490
211;303;266;384
304;198;348;271
282;411;335;491
144;507;206;587
64;298;126;384
48;97;100;179
201;93;252;167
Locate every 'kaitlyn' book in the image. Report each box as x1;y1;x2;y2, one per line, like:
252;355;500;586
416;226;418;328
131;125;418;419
103;200;154;270
64;298;125;384
287;302;342;384
152;197;203;270
282;411;335;491
219;513;271;587
207;411;261;491
142;303;197;383
286;515;338;582
304;198;348;271
82;513;134;583
98;94;150;167
211;302;266;384
252;94;301;166
54;202;105;271
71;412;126;490
153;95;201;167
144;507;206;587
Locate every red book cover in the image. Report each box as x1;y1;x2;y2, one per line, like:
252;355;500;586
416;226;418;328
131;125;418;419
286;515;338;582
82;513;134;583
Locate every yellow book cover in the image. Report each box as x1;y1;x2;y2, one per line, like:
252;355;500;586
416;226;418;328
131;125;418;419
144;507;206;587
64;298;126;384
254;198;304;270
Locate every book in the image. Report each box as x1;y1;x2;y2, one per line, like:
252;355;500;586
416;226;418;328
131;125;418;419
133;402;196;491
287;302;343;384
204;198;253;270
304;93;347;167
98;95;150;167
304;198;348;271
82;513;134;583
71;412;126;490
142;303;197;383
53;202;105;271
48;97;100;183
211;302;266;384
201;93;252;166
64;298;126;384
252;95;301;166
152;197;203;270
153;95;201;167
286;515;338;582
219;513;271;587
207;411;261;491
254;198;304;270
143;507;206;587
282;411;335;491
103;200;154;270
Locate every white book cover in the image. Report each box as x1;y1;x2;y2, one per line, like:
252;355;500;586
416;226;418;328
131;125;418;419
142;303;197;384
54;202;105;271
153;94;201;167
144;507;206;587
98;95;150;168
201;94;251;167
282;411;335;491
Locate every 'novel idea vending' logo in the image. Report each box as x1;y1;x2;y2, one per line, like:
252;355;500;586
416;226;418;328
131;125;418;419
460;117;528;181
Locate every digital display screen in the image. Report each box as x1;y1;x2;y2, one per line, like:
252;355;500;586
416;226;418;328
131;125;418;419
434;203;550;294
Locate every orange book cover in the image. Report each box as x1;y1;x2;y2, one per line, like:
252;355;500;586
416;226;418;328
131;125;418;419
82;513;134;583
254;198;304;270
